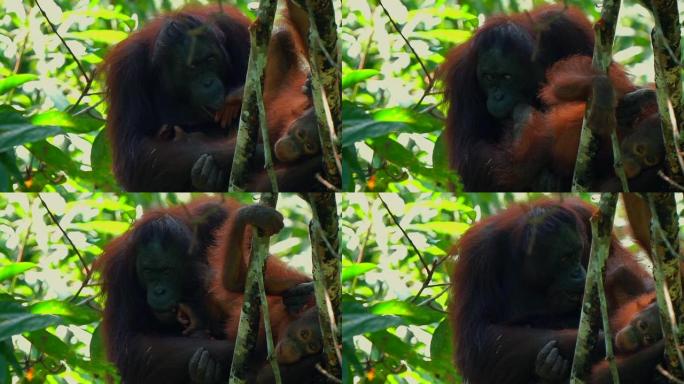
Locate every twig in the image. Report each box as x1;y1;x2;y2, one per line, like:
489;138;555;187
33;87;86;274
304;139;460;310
315;173;340;191
416;284;450;306
377;194;427;271
304;0;343;186
67;70;96;113
37;194;89;274
35;0;90;82
657;364;684;384
377;0;432;83
412;255;448;303
412;74;436;111
315;363;342;383
657;170;684;192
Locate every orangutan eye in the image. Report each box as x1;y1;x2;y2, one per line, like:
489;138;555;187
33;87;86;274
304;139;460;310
634;144;646;155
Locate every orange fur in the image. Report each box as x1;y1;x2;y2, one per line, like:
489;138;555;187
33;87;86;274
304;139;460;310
207;203;312;345
263;10;312;151
548;102;587;176
540;55;636;105
516;55;643;185
611;292;656;332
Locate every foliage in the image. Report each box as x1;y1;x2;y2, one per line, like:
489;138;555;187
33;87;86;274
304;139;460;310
339;192;653;383
0;0;256;192
0;192;316;383
341;0;666;192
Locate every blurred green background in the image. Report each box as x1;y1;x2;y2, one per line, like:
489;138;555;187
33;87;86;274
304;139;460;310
0;192;317;383
341;0;683;192
340;192;678;383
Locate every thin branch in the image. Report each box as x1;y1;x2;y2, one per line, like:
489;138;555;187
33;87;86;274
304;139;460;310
35;0;90;82
315;363;342;383
229;0;278;191
66;69;96;113
377;194;427;271
304;0;343;187
412;255;448;303
571;0;623;191
315;173;339;191
229;193;280;383
37;194;89;274
377;0;432;83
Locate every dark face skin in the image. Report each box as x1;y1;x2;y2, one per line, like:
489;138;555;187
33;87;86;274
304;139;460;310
524;223;587;313
476;48;536;120
276;308;322;364
154;22;229;124
136;241;193;325
616;302;661;353
621;115;664;178
274;107;320;162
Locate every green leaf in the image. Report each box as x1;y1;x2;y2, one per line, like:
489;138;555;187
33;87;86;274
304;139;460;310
0;262;37;281
366;330;435;372
342;340;362;384
0;339;21;381
72;220;130;235
67;30;128;44
369;137;424;171
0;106;64;152
91;128;113;174
408;8;477;22
341;313;405;340
90;323;107;362
432;129;448;169
25;329;70;359
342;105;441;147
342;69;380;88
341;263;377;281
430;319;454;363
343;119;405;147
0;74;38;94
32;111;104;133
65;9;133;23
410;221;470;235
28;140;79;175
0;301;25;315
0;151;23;191
414;29;472;44
0;313;62;339
0;124;63;152
370;300;443;325
30;301;100;325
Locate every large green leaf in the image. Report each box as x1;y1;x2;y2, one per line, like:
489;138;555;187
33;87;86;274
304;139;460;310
28;140;80;175
342;69;380;88
25;329;70;360
67;30;128;44
430;319;454;364
343;105;442;147
410;221;470;235
370;300;443;325
341;313;405;340
414;29;472;44
91;128;113;175
72;220;130;235
0;151;22;191
341;263;377;281
0;106;64;152
0;262;37;281
0;74;38;94
32;111;103;133
0;313;62;339
30;301;100;325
